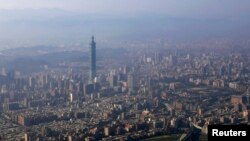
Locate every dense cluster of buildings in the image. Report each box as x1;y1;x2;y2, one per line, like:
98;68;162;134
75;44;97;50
0;37;250;141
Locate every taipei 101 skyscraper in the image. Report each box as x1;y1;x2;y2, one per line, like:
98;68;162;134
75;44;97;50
89;36;96;83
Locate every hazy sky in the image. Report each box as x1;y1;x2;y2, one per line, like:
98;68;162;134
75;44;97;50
0;0;250;19
0;0;250;49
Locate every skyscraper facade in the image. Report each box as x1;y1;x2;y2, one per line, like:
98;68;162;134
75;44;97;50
89;36;96;83
127;74;134;93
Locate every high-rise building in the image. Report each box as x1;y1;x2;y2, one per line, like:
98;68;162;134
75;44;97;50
89;36;96;83
69;93;73;103
127;74;134;93
104;127;110;137
109;75;118;87
24;133;30;141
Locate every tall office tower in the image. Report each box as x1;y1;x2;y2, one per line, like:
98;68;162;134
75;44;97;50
89;36;96;83
109;75;118;87
127;74;134;93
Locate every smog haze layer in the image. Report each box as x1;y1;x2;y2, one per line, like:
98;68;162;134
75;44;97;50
0;0;250;49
